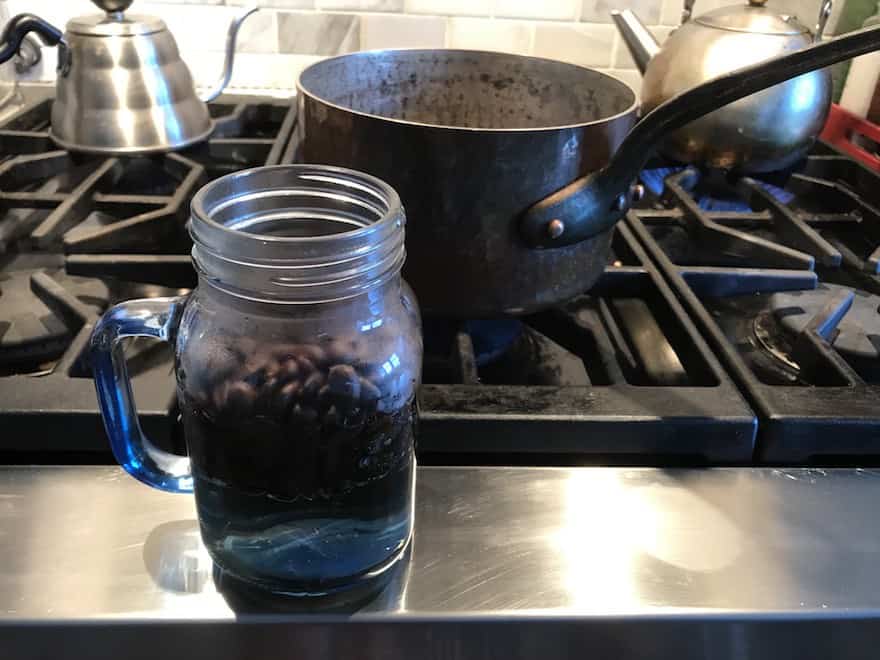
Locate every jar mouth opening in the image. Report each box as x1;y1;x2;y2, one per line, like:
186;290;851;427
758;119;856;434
190;165;403;248
189;165;406;304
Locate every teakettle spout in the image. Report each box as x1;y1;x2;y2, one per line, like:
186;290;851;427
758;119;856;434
199;5;259;103
610;9;659;75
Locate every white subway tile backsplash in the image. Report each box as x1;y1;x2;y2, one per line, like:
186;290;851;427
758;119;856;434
533;23;615;68
405;0;491;17
277;12;360;54
235;9;280;54
612;25;671;68
188;51;320;91
659;0;725;25
317;0;404;11
139;0;223;4
8;0;681;96
448;17;532;53
6;0;95;27
494;0;580;21
135;4;277;54
227;0;315;8
360;14;445;49
582;0;661;24
227;0;315;9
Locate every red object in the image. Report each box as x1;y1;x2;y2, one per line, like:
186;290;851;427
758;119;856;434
820;103;880;171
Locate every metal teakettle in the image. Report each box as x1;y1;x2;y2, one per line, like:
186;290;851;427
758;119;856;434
0;0;257;154
613;0;834;172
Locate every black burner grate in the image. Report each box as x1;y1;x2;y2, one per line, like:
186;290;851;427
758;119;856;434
631;141;880;464
414;222;756;464
0;96;296;454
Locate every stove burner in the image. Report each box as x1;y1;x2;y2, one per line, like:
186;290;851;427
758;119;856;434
640;165;793;211
423;320;523;366
0;269;108;372
771;284;880;366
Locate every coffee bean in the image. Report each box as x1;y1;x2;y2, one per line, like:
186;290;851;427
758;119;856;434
327;364;360;400
296;356;317;376
302;371;325;399
243;360;277;389
277;358;299;384
326;338;360;364
271;381;299;419
359;377;381;405
225;381;256;417
205;345;241;383
296;344;326;366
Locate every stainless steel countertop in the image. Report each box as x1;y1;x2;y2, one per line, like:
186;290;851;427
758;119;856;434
1;465;880;659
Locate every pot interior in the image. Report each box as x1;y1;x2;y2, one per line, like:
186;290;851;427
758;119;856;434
297;49;637;130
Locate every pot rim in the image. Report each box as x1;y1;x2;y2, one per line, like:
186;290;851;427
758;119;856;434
296;48;639;135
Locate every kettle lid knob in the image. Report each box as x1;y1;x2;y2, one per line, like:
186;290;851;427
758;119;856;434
91;0;134;14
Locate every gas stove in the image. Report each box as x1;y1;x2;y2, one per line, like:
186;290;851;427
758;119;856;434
3;93;879;466
630;143;880;464
0;94;296;459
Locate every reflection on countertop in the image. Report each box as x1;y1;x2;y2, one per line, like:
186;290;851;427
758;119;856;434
2;465;880;659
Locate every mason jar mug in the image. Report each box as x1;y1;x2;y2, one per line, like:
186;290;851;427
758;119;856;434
89;165;422;597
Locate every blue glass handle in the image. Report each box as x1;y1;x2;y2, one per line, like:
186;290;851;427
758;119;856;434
90;296;192;493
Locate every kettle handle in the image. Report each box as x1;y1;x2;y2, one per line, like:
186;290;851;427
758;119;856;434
0;14;63;65
520;23;880;249
815;0;833;41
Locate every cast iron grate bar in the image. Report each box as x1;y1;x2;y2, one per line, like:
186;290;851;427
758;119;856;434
31;158;121;248
789;288;863;386
454;333;479;385
666;170;816;270
0;151;71;187
679;267;818;297
266;101;298;166
635;207;774;225
65;255;195;287
737;177;842;267
63;153;206;253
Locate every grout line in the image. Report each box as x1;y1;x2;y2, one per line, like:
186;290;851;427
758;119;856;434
610;31;621;70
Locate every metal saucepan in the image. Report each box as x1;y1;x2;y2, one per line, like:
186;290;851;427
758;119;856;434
297;27;880;318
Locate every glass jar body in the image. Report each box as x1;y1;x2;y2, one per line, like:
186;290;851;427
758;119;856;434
174;276;422;595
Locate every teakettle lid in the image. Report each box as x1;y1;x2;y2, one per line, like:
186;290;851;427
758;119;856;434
67;13;166;37
695;0;809;35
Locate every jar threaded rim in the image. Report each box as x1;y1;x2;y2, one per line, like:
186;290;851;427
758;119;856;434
189;165;406;304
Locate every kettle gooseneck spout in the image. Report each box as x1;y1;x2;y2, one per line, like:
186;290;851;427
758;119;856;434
610;9;659;75
200;5;259;103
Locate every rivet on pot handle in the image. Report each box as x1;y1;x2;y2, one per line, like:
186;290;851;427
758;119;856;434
520;23;880;250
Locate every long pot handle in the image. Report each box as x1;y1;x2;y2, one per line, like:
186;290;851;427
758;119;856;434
520;23;880;249
0;14;63;65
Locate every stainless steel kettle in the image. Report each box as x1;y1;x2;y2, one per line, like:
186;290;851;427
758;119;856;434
0;0;258;154
612;0;834;172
